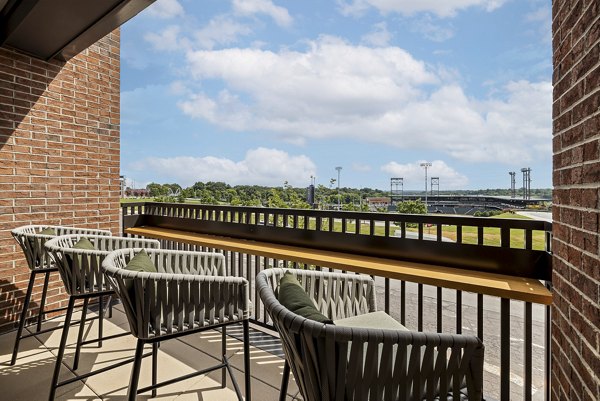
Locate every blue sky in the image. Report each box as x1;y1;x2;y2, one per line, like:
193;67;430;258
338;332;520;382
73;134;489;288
120;0;552;191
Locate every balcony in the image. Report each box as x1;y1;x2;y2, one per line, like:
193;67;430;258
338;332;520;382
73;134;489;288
1;202;552;400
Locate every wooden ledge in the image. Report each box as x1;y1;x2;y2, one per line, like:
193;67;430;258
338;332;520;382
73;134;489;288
125;226;552;305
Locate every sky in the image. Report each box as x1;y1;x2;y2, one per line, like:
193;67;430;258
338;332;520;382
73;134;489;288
120;0;552;191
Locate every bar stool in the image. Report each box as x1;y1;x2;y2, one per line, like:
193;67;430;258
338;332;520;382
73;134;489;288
44;234;160;401
9;225;111;366
102;248;251;401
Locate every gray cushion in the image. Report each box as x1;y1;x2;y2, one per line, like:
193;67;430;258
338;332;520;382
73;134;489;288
334;311;408;330
277;271;333;324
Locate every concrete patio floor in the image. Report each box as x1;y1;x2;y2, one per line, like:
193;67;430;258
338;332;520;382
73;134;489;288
0;304;298;400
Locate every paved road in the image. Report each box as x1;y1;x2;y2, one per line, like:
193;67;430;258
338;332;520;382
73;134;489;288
516;211;552;222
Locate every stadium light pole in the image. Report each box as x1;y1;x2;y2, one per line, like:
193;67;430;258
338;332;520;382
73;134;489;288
335;166;342;210
420;162;432;212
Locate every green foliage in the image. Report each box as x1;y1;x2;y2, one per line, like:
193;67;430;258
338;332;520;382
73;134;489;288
143;180;552;211
153;195;177;203
146;182;168;197
395;199;426;227
473;210;503;217
267;189;289;208
396;200;427;215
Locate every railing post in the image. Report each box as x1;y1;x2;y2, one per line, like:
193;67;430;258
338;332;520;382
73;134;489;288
500;298;510;401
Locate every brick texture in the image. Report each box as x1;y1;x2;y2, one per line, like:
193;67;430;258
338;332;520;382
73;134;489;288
0;31;120;333
552;1;600;400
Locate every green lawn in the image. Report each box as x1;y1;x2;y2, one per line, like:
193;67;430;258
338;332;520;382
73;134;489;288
120;198;147;204
310;212;546;250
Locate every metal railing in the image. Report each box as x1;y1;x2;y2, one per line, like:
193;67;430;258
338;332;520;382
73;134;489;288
122;202;552;401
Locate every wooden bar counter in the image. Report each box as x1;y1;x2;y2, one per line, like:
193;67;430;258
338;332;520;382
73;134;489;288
125;226;552;305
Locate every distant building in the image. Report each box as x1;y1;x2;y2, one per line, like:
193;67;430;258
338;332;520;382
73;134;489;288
366;197;391;209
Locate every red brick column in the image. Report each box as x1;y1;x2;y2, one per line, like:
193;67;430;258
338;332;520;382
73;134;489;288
552;1;599;400
0;31;121;332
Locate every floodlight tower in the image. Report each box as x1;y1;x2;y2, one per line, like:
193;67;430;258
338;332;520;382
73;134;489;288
509;171;516;198
420;162;432;211
431;177;440;198
521;168;531;200
390;177;403;202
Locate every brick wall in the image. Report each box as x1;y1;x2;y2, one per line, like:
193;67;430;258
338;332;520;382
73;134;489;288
0;31;121;332
552;1;599;400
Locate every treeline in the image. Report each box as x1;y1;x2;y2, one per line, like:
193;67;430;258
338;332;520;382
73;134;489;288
139;181;552;209
143;181;390;210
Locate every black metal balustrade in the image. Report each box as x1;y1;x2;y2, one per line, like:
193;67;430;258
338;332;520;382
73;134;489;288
122;202;553;401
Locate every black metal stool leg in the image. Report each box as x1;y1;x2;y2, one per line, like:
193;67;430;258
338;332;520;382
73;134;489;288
37;271;51;332
72;297;89;371
11;271;36;366
98;295;104;347
243;320;251;401
279;361;290;401
152;342;158;397
107;295;113;318
48;297;76;401
222;326;227;388
128;339;145;401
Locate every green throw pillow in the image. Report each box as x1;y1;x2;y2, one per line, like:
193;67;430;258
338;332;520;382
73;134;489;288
277;271;333;324
125;249;157;274
72;237;95;250
124;249;158;303
31;226;55;249
40;227;56;236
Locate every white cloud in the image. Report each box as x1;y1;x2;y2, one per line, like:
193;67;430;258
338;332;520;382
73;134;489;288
525;5;551;44
178;36;551;164
145;26;186;51
337;0;507;18
361;22;392;47
381;160;468;189
410;17;454;42
146;0;184;19
130;148;316;187
194;15;253;49
232;0;293;27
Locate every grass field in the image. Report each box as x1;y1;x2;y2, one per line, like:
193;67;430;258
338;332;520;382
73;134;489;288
311;212;547;250
120;198;145;204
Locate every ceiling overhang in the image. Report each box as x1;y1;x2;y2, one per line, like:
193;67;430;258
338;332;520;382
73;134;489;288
0;0;155;61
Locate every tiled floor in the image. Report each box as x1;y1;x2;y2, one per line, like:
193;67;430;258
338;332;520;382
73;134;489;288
0;305;299;400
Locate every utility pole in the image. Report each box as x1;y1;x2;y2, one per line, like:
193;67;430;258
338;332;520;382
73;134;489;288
420;162;432;212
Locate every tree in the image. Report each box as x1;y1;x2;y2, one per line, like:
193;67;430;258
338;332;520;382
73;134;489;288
395;199;426;227
146;182;167;197
396;199;427;215
267;189;288;208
